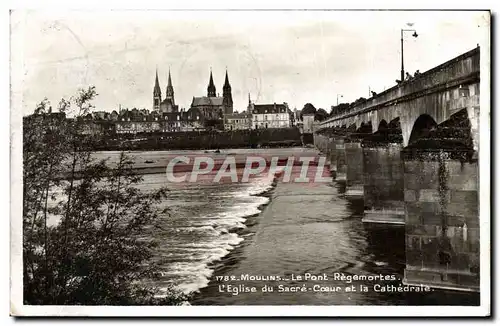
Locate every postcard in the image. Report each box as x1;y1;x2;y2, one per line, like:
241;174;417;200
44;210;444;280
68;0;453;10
10;9;491;317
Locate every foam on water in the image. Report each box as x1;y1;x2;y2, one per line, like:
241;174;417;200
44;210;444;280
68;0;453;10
147;174;276;295
45;171;276;296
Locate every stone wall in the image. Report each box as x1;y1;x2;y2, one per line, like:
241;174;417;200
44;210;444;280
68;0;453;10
92;127;303;151
403;152;479;291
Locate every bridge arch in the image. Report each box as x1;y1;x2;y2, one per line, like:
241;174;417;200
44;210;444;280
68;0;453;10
377;119;388;132
357;121;373;134
408;114;438;146
388;117;401;129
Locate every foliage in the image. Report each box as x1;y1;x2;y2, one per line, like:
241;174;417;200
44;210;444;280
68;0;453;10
315;108;329;122
300;103;316;120
23;87;189;305
329;103;350;116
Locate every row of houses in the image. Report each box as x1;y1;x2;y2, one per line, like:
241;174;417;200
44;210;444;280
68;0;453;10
84;107;205;134
224;101;299;130
82;100;302;134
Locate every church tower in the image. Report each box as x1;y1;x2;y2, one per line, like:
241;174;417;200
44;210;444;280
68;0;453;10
165;68;175;105
222;69;233;114
207;69;216;97
153;68;162;111
247;93;253;113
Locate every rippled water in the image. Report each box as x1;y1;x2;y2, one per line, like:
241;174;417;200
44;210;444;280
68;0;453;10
136;172;274;294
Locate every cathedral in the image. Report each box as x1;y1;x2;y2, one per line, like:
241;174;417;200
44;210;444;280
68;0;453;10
153;69;179;113
152;67;234;130
190;69;234;120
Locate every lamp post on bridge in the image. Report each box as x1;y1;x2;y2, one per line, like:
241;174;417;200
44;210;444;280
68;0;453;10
400;28;418;81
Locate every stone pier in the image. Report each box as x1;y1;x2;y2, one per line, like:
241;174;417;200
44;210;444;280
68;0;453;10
362;143;405;224
402;150;479;292
344;141;364;199
334;138;347;183
313;134;328;153
327;137;337;173
361;122;405;224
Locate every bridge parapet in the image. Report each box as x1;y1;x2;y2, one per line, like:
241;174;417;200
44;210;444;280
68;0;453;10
319;47;480;133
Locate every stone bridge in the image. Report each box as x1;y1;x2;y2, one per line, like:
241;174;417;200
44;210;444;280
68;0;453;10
314;47;480;292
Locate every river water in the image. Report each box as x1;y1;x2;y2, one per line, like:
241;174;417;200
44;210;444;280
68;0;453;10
93;147;478;305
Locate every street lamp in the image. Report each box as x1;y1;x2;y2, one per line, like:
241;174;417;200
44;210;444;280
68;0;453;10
400;28;418;81
337;94;343;106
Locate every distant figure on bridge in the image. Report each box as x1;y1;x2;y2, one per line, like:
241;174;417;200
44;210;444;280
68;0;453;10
414;69;421;77
371;91;377;97
405;72;413;81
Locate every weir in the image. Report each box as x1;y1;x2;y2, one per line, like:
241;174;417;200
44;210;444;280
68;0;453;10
313;47;480;292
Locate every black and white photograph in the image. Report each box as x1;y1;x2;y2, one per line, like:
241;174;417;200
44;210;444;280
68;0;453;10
9;8;491;317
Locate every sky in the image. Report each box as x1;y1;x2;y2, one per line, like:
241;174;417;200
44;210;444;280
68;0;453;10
11;10;489;115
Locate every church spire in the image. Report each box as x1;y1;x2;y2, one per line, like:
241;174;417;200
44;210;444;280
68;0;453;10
207;68;216;97
165;67;175;105
223;68;230;89
153;67;162;111
167;68;172;87
153;68;161;96
222;68;233;114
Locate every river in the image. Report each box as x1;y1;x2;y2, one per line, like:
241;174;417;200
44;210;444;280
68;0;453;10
93;147;479;305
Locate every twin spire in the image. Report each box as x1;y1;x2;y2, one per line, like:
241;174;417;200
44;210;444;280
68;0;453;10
153;67;175;109
153;68;173;96
155;66;230;99
207;68;231;97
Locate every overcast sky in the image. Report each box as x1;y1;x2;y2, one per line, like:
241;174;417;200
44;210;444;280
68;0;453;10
11;10;489;115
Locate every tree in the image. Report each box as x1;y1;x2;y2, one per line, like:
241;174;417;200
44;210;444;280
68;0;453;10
329;103;350;116
315;108;329;121
300;103;316;120
23;87;189;305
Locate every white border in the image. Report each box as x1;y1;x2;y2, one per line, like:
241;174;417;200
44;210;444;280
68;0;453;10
6;3;492;318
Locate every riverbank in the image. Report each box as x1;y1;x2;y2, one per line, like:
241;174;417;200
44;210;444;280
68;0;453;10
89;127;303;151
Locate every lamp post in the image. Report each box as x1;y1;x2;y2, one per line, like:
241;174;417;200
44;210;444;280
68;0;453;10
400;28;418;81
